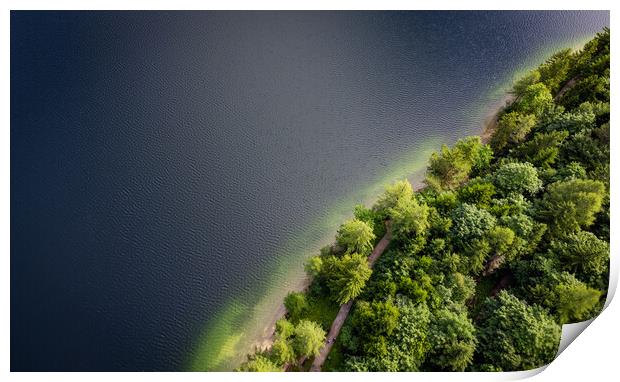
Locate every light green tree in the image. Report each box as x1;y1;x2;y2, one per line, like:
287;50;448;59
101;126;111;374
284;292;309;322
554;273;601;323
425;137;492;191
388;196;429;242
292;320;326;358
513;82;553;116
271;337;296;365
304;256;323;278
512;70;541;98
236;354;282;372
324;253;372;305
450;203;496;246
336;218;376;255
549;230;609;288
373;179;414;216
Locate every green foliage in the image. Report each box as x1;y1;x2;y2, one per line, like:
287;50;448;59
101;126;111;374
499;213;546;256
237;354;282;372
344;299;431;371
427;308;477;371
445;272;476;304
460;238;491;275
549;230;609;288
284;292;309;322
353;204;375;229
389;195;430;242
538;49;573;94
561;74;609;109
304;256;323;278
537;179;605;236
425;137;492;191
514;130;569;169
560;130;609;174
513;82;553;116
336;219;376;255
354;204;385;238
544;108;595;135
450;203;496;246
491;112;537;152
292;320;326;358
554;273;601;324
457;179;496;208
431;191;458;213
553;161;586;182
488;193;530;217
511;70;541;98
492;162;542;196
324;253;372;305
271;337;296;365
476;291;561;371
352;299;400;343
487;226;515;253
276;318;294;339
373;179;414;216
296;295;340;331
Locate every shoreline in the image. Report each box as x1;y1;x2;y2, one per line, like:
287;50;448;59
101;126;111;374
480;93;516;145
248;91;515;356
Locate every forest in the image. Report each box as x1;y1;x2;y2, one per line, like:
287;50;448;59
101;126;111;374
237;28;610;372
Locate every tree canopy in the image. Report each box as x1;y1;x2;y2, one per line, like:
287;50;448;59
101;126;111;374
336;219;376;255
292;320;326;358
476;291;561;371
324;253;372;305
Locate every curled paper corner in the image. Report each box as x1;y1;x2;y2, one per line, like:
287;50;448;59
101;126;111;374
513;257;617;379
555;318;596;357
550;253;618;362
501;365;548;380
498;318;600;381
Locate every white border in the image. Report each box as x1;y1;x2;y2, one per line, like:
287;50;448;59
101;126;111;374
3;1;617;381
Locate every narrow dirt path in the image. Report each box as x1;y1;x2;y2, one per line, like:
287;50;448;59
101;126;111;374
309;222;392;372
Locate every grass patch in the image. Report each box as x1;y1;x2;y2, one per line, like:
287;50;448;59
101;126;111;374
297;294;340;331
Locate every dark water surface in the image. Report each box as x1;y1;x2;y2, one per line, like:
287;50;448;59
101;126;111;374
11;11;608;371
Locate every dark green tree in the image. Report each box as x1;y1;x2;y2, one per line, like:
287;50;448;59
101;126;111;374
491;112;537;152
549;230;609;288
476;291;561;371
426;308;477;371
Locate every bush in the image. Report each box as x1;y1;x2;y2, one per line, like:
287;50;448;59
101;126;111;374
284;292;309;322
492;162;542;196
450;203;496;246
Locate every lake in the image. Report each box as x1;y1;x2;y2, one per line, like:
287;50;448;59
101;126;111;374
10;10;609;371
